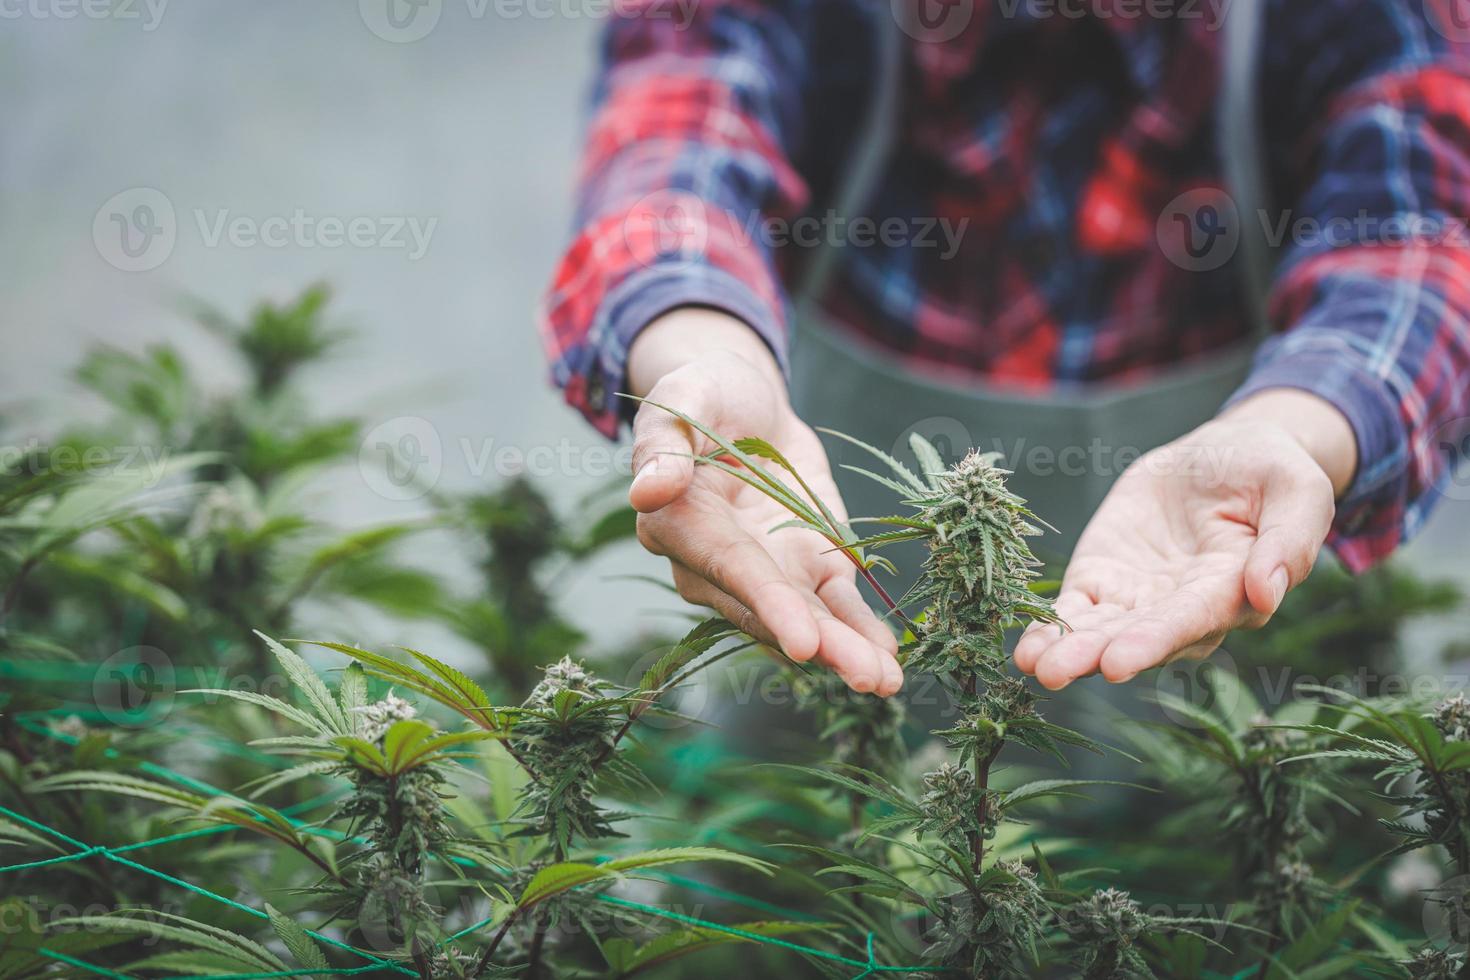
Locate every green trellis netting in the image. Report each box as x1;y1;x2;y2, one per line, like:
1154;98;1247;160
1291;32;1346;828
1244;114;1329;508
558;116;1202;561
0;676;949;979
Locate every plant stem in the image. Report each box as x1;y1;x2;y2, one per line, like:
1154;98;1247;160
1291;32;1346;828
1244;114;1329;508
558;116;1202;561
850;558;922;637
525;915;550;979
0;556;38;622
473;913;518;977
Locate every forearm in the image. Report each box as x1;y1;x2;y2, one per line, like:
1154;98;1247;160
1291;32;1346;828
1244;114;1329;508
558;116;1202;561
1218;389;1357;499
539;0;818;436
627;308;787;400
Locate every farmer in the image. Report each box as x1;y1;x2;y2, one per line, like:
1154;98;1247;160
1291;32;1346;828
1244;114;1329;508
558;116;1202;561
540;0;1470;698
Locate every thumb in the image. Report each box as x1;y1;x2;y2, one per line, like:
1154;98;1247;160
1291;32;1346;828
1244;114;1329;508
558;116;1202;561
628;372;707;513
1243;463;1334;617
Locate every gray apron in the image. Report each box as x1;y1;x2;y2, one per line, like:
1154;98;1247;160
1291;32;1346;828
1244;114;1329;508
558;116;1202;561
789;0;1274;565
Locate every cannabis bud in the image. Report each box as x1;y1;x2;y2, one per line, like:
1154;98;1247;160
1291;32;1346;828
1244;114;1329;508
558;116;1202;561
1404;947;1463;980
1067;888;1147;945
918;763;984;841
909;450;1055;674
527;656;600;707
1435;695;1470;742
355;692;417;742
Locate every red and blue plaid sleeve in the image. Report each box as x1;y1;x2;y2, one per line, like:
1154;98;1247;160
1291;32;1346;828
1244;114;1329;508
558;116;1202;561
1228;0;1470;571
539;0;817;436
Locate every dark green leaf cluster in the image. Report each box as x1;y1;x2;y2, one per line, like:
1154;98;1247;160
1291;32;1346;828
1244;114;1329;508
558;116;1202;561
1284;688;1470;871
1403;946;1465;978
919;862;1049;976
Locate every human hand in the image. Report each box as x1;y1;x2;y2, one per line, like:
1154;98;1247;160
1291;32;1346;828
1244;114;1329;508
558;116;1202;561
1013;389;1357;690
626;308;903;696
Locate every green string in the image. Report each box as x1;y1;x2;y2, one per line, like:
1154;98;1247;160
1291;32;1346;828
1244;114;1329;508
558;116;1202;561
2;719;952;977
0;802;414;979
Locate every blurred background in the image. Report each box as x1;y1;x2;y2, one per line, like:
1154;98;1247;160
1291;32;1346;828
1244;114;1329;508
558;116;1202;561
2;0;686;663
3;0;1466;666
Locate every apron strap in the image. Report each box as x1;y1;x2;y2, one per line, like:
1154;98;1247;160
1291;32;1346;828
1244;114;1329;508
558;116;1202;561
791;0;903;318
1219;0;1276;339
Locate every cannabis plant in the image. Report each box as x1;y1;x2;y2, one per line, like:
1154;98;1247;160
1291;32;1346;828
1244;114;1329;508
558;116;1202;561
635;402;1222;975
1283;688;1470;974
13;285;435;678
25;625;814;978
430;476;640;695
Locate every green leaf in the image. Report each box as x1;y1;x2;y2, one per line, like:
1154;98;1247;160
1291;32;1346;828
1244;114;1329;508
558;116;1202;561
266;904;330;977
517;848;773;909
180;688;326;734
815;427;927;494
254;633;349;735
602;921;829;976
50;912;287;973
1000;779;1147;809
638;617;738;692
907;432;947;488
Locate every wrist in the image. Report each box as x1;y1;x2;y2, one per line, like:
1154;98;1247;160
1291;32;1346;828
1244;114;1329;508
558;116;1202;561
1220;388;1358;498
627;307;787;400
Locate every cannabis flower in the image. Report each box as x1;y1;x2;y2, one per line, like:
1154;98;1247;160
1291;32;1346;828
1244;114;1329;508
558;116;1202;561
1435;694;1470;742
909;450;1055;674
526;656;601;707
917;763;987;842
355;692;418;742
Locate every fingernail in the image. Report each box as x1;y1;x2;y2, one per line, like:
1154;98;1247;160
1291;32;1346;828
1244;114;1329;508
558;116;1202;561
1269;566;1289;610
632;457;659;487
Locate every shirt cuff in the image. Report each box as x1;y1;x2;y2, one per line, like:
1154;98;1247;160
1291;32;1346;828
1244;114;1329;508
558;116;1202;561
578;261;789;434
1223;341;1408;571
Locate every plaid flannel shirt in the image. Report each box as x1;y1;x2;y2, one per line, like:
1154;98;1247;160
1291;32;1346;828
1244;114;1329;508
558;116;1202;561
540;0;1470;571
